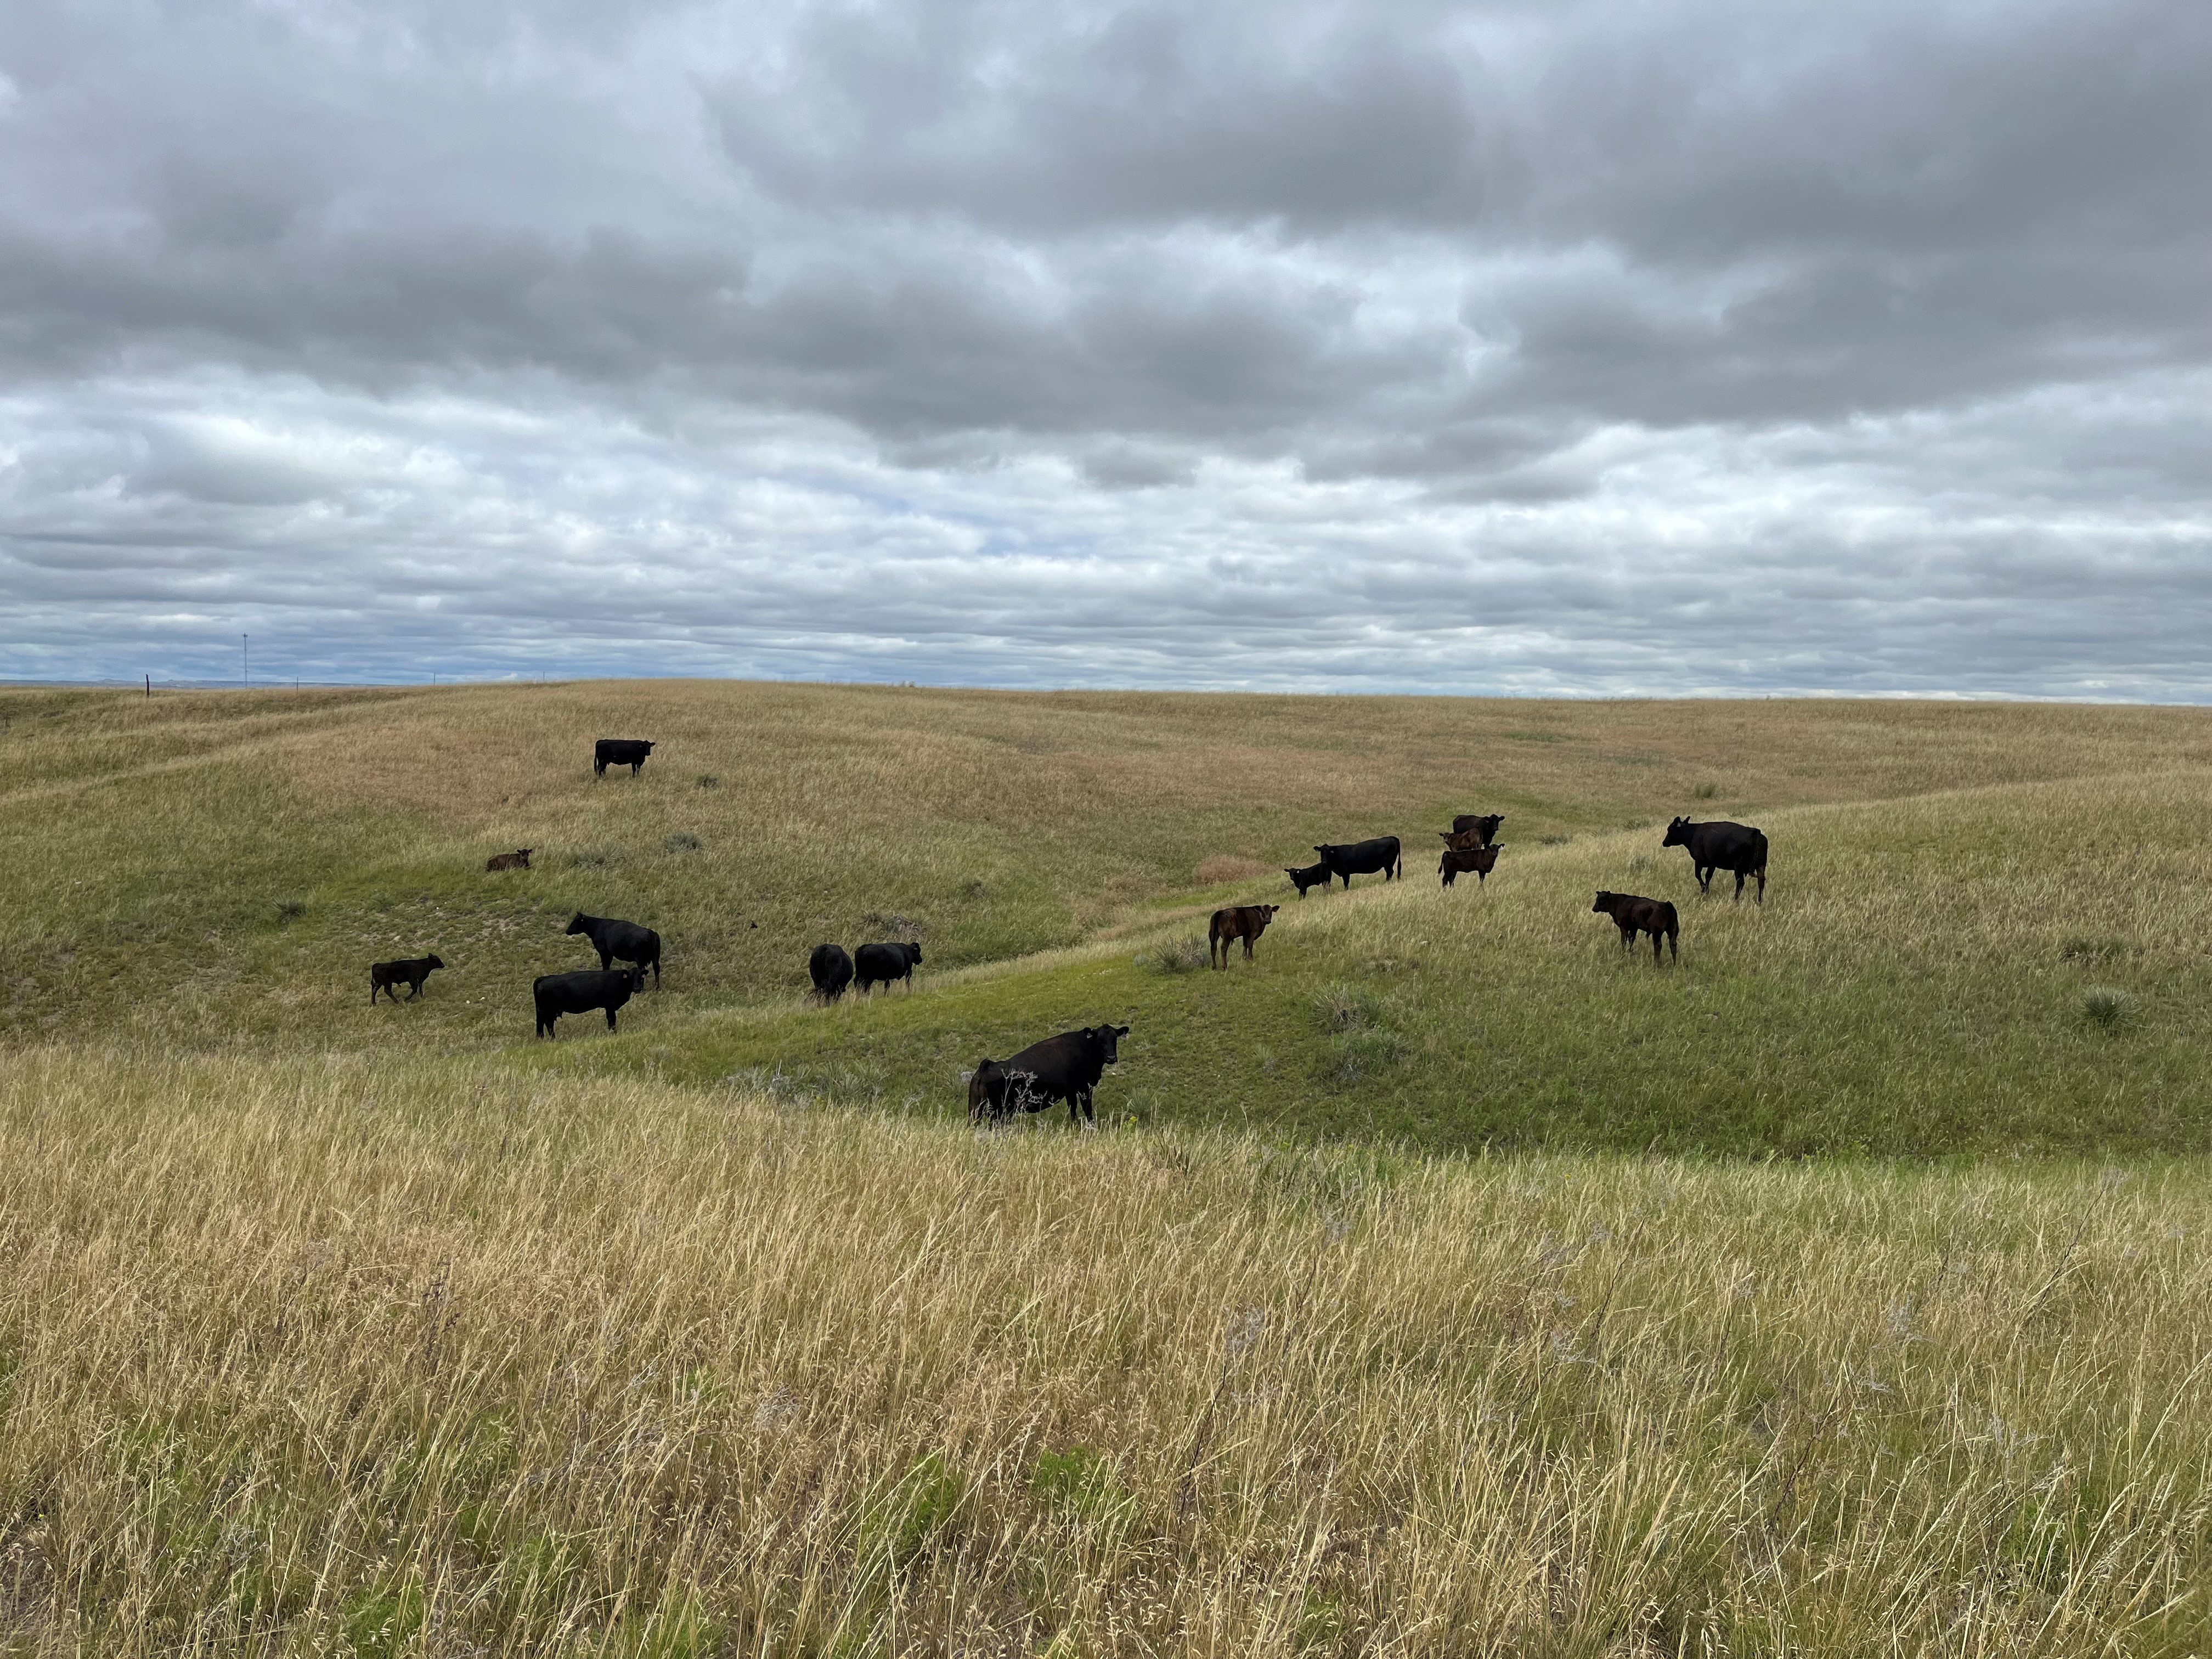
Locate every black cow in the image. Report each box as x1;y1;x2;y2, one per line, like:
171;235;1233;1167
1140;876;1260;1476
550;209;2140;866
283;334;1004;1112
533;966;641;1037
1439;845;1500;888
1449;814;1504;847
856;941;922;994
1209;904;1279;967
567;912;661;987
593;738;655;778
809;943;854;1002
1284;862;1333;899
1592;891;1678;964
369;954;444;1005
1313;837;1401;890
485;848;533;872
1662;817;1768;903
970;1024;1130;1126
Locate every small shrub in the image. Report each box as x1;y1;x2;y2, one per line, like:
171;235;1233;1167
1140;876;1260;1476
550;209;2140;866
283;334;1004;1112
1324;1026;1408;1087
2080;987;2135;1030
272;898;307;924
664;832;703;853
1144;936;1210;974
1538;833;1572;846
865;1453;965;1567
1313;983;1393;1033
961;878;988;900
571;847;618;868
1692;781;1721;799
693;773;721;789
861;911;924;936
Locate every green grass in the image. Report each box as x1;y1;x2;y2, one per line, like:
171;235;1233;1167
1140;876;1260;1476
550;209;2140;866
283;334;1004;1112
5;681;2209;1155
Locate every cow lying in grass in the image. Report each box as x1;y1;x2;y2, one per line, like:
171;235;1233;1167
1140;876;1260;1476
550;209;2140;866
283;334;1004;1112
1209;904;1278;968
968;1024;1131;1126
1439;844;1500;887
370;955;444;1004
1592;891;1678;964
533;966;641;1037
485;848;532;872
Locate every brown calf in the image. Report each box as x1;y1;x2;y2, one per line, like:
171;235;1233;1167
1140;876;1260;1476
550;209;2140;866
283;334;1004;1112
1209;904;1280;968
1592;890;1678;964
486;849;533;872
1439;844;1500;887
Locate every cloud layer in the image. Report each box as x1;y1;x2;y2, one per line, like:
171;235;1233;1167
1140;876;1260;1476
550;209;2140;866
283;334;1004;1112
2;0;2205;694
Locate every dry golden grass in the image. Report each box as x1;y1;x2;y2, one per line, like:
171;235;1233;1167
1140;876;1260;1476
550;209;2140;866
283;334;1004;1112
2;1049;2208;1655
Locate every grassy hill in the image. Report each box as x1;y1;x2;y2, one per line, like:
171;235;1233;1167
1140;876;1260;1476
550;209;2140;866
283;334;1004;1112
6;681;2212;1651
5;681;2207;1154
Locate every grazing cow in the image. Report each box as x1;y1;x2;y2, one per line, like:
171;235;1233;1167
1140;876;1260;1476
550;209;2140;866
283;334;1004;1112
1438;844;1500;888
809;943;854;1002
855;941;923;994
1312;837;1402;890
1662;817;1769;903
1284;861;1333;899
967;1057;1009;1124
970;1024;1131;1126
1449;813;1504;847
485;848;533;872
533;966;641;1037
1209;904;1279;968
369;954;444;1005
566;912;661;987
592;738;656;778
1592;891;1678;964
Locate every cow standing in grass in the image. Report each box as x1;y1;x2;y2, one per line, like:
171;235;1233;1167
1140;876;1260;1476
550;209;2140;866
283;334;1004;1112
1663;817;1768;903
533;966;641;1036
809;943;854;1002
1447;813;1504;846
855;941;922;994
969;1024;1130;1126
1313;837;1401;890
1209;905;1278;968
593;738;655;777
370;955;444;1004
1284;861;1333;899
567;913;661;987
1592;891;1678;964
1439;845;1500;888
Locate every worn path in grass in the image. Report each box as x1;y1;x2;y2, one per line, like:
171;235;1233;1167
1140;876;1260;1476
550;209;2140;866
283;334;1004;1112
5;683;2209;1153
535;766;2212;1156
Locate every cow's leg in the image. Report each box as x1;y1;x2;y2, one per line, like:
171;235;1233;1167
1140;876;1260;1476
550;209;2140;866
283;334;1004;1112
597;949;612;971
1668;928;1679;962
606;1008;619;1031
1243;935;1255;961
1733;868;1746;902
651;957;661;989
406;980;421;1001
1756;868;1765;904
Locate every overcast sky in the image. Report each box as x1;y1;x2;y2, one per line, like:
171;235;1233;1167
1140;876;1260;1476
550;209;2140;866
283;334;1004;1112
1;0;2205;696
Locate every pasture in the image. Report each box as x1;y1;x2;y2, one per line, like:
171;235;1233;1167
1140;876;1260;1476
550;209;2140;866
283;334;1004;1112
1;680;2210;1652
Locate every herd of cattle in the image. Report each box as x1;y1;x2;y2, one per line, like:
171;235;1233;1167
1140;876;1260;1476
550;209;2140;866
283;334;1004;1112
365;737;1774;1121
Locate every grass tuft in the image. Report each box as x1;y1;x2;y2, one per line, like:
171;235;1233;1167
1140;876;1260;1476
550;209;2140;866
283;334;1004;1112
272;897;307;924
1142;935;1211;974
664;831;703;853
2080;986;2136;1029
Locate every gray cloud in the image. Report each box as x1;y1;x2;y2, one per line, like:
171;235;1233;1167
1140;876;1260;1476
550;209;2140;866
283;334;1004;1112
0;0;2204;695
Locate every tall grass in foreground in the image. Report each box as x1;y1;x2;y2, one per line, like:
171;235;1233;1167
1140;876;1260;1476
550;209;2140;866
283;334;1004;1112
2;1052;2208;1654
